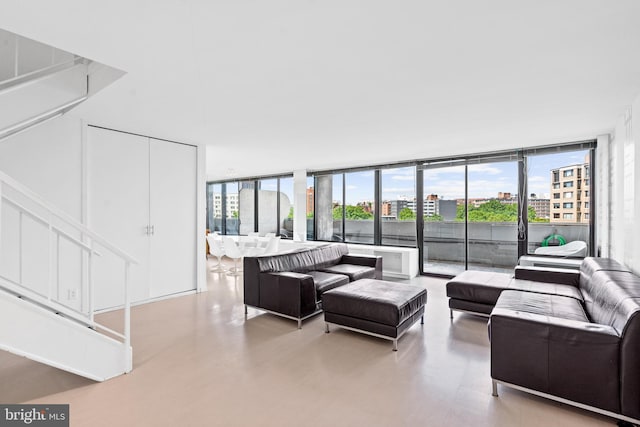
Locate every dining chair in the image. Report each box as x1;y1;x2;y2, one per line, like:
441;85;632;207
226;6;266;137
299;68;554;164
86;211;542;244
223;236;243;276
206;235;226;272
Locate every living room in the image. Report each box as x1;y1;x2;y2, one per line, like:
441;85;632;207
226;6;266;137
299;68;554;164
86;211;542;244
1;1;640;426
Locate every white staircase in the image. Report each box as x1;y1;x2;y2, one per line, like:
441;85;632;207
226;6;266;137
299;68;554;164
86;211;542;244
0;28;133;381
0;169;138;381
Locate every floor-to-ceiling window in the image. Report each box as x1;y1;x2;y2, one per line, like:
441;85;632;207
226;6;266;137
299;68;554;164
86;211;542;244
225;181;240;235
206;141;595;276
344;171;375;244
206;183;223;233
466;160;518;272
524;147;592;256
381;166;417;247
258;178;278;235
278;176;294;239
306;176;315;240
238;180;255;235
422;163;466;275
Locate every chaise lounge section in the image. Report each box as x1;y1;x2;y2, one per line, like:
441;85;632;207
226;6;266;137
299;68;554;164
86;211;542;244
488;258;640;424
243;243;382;328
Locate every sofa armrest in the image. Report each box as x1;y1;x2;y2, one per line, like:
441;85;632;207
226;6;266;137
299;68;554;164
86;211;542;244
257;272;318;318
341;254;383;279
514;265;579;286
490;308;620;411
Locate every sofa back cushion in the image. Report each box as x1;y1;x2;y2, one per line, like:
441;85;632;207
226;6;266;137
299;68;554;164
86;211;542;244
308;243;349;270
253;243;349;274
580;257;631;284
255;249;315;273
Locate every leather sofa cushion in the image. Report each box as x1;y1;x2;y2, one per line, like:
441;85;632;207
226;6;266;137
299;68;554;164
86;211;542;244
446;270;583;306
323;279;427;326
307;271;350;299
318;264;376;281
580;257;631;280
256;249;315;273
493;290;589;322
309;243;349;269
254;243;350;274
580;270;640;333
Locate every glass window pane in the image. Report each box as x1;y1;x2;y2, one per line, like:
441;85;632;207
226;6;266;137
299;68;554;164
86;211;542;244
526;150;590;255
279;177;294;239
381;167;416;247
225;182;240;235
313;174;342;241
207;183;223;233
306;176;314;240
467;161;518;272
258;178;278;235
422;165;465;275
238;180;255;235
332;174;343;241
344;171;374;244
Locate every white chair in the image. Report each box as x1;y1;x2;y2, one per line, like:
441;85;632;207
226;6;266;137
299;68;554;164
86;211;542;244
223;237;243;276
263;236;280;255
534;240;587;258
251;236;281;256
264;232;276;239
206;235;226;272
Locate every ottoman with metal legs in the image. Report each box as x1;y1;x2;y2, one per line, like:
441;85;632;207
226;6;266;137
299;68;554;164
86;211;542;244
322;279;427;351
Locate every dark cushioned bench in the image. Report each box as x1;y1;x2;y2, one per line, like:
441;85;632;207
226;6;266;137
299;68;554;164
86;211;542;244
446;269;581;317
322;279;427;351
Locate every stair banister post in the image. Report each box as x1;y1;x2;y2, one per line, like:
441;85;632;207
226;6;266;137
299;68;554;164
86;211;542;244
88;241;94;323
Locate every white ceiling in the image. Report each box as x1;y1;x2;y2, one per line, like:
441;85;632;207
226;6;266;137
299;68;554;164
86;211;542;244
2;1;640;181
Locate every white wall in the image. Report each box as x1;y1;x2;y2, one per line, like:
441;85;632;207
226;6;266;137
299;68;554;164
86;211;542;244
0;116;83;218
599;92;640;274
0;115;206;309
0;116;84;310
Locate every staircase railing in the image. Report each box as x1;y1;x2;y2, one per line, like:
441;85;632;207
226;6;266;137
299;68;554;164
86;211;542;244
0;169;138;372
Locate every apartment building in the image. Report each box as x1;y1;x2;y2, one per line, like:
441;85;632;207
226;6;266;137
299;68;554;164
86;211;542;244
550;162;590;224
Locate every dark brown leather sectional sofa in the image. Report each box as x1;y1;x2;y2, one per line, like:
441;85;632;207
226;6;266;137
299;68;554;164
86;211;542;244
243;243;382;328
484;258;640;423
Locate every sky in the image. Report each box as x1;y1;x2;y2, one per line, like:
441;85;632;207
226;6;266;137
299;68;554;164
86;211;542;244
339;150;589;204
219;150;589;205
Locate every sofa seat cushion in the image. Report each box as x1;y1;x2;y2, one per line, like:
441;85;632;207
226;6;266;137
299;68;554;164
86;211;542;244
307;271;350;299
317;264;375;281
493;290;588;322
446;270;583;307
446;271;512;305
322;279;427;326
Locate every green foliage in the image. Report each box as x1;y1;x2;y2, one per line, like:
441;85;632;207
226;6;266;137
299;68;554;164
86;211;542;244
333;205;374;220
424;214;443;222
307;211;314;219
398;207;416;221
231;210;238;218
287;207;294;219
332;206;342;220
456;200;541;222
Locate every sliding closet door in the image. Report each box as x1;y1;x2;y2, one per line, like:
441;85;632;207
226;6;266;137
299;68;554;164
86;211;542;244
88;127;151;309
148;139;196;297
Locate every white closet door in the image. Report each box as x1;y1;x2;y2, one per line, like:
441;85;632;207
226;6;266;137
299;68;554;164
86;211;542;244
88;127;151;309
148;139;197;297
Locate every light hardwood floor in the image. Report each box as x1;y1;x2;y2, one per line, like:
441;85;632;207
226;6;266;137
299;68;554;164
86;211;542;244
0;258;614;426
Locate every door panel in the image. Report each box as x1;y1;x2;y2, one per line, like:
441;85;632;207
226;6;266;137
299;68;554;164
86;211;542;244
88;127;150;309
149;139;196;297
